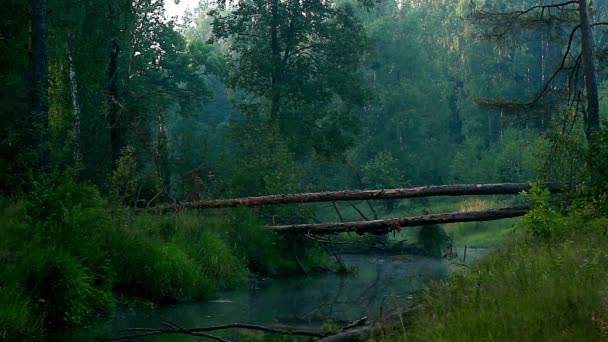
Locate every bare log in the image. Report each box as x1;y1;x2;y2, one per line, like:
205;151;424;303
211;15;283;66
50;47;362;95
267;206;529;235
139;182;562;213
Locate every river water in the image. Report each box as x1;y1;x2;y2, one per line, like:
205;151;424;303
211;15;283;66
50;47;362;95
49;249;484;341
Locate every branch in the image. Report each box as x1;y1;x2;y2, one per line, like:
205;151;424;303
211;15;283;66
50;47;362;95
473;1;580;39
98;321;322;342
476;24;581;111
348;201;370;221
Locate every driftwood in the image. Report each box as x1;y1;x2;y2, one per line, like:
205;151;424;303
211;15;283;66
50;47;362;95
318;305;422;342
97;321;322;342
267;206;529;235
139;182;563;213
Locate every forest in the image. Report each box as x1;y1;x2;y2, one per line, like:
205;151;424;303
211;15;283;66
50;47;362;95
1;0;608;340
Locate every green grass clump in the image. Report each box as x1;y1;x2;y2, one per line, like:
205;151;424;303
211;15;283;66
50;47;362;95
23;248;113;325
110;237;212;303
0;286;38;340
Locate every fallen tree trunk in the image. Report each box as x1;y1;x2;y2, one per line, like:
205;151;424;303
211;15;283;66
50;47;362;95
140;183;562;213
267;206;529;235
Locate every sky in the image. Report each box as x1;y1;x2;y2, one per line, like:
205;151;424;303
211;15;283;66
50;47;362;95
164;0;201;19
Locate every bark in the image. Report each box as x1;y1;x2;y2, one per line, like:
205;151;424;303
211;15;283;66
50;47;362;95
109;38;123;165
267;206;530;235
578;0;600;143
30;0;49;166
155;112;170;189
67;33;81;166
140;182;563;213
270;0;281;120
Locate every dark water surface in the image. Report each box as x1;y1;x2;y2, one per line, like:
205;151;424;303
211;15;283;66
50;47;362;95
49;250;484;341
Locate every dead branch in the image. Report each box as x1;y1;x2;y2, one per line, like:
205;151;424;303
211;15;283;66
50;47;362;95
97;321;323;342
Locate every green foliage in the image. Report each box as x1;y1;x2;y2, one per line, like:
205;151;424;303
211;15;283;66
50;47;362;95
361;152;404;189
213;124;305;207
518;183;563;239
450;130;539;183
417;224;449;258
0;286;38;340
110;238;212;303
218;208;327;276
210;0;368;157
110;146;140;205
320;320;342;335
587;123;608;192
538;123;587;184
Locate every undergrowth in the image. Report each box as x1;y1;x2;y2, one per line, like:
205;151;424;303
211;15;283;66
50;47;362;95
395;187;608;341
0;176;326;339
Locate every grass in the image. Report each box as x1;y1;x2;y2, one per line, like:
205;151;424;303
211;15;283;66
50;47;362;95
388;196;608;341
0;179;329;339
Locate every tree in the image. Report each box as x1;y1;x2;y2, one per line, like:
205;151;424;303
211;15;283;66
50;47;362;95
471;0;606;145
30;0;49;167
210;0;369;157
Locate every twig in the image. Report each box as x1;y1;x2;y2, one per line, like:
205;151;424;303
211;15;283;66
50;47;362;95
348;201;370;221
332;201;344;222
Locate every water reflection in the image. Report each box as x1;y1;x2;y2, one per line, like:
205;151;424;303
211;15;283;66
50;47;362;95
50;253;476;341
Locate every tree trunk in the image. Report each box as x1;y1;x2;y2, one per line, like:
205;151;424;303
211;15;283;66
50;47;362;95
67;33;81;167
155;112;170;189
268;206;529;235
109;38;123;166
30;0;49;167
140;182;563;213
270;0;281;120
578;0;600;143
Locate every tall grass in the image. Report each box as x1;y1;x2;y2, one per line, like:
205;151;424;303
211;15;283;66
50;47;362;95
0;178;327;338
403;231;608;341
395;193;608;341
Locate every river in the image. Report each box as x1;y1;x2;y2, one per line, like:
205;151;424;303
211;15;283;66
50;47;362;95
49;249;485;341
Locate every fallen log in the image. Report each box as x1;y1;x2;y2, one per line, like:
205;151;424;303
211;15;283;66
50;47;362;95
318;305;422;342
140;182;563;213
267;206;529;235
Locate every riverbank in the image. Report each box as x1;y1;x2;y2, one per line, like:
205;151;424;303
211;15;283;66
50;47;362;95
390;194;608;341
0;180;329;340
49;253;454;341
